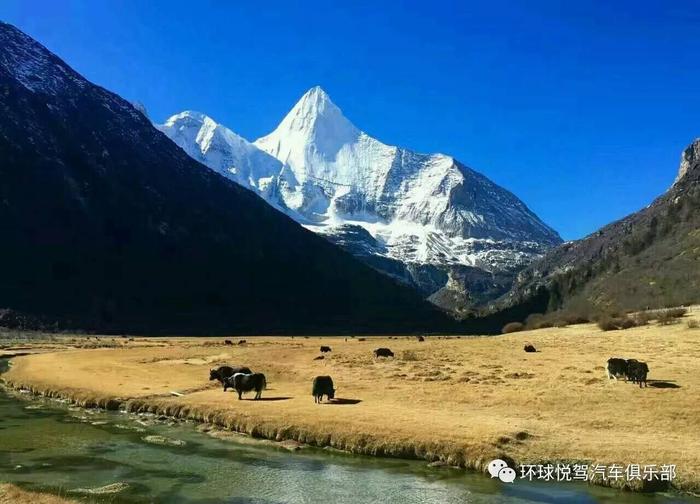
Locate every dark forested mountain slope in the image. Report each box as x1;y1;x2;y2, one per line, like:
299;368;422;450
0;22;457;335
491;139;700;317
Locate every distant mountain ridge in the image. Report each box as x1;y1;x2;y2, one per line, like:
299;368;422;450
159;87;562;313
0;21;457;335
491;138;700;317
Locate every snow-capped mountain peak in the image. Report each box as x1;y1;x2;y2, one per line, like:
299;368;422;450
158;87;562;311
158;110;284;200
272;85;358;140
254;86;361;175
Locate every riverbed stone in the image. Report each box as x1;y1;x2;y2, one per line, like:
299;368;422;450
70;482;129;494
142;434;186;447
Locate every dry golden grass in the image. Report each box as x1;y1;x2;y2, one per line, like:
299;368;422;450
0;484;76;504
3;308;700;492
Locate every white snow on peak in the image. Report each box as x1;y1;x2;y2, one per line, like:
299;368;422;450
158;111;285;204
254;87;363;187
159;87;561;273
257;86;360;148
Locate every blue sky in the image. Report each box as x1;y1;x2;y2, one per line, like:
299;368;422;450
3;1;699;240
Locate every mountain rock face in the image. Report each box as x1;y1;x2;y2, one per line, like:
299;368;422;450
160;87;562;313
0;22;457;335
492;138;700;317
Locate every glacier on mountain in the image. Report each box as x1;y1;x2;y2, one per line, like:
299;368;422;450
158;86;562;311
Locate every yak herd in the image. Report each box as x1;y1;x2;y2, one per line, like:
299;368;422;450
208;346;399;402
208;365;265;399
208;342;654;402
606;357;650;387
209;364;337;402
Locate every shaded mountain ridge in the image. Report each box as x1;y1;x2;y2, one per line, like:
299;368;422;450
0;21;459;335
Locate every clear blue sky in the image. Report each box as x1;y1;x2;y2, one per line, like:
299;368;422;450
3;1;699;240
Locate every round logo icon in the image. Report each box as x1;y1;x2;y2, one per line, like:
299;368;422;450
487;459;508;478
498;466;517;483
488;459;517;483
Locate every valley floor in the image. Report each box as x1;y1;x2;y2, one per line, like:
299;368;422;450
0;483;74;504
2;312;700;494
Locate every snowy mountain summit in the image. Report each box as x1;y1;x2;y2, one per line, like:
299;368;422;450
160;86;562;312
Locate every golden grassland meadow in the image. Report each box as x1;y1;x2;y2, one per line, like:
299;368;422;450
2;307;700;496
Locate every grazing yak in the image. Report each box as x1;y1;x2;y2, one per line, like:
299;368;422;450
224;339;233;345
373;347;394;358
238;339;247;345
312;375;336;403
225;373;267;400
209;365;253;390
524;344;537;353
320;346;332;353
627;360;650;388
313;355;325;361
416;336;425;342
606;358;629;380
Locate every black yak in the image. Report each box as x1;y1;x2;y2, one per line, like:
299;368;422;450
373;348;394;358
226;373;267;400
209;365;253;390
312;375;336;403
